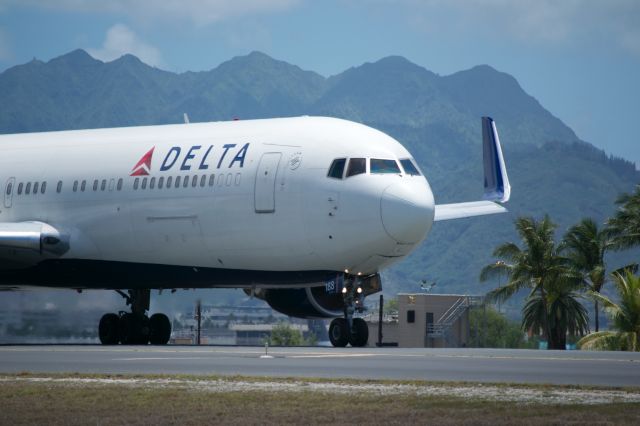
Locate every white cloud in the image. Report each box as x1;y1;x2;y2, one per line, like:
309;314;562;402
225;21;272;50
357;0;640;56
87;24;163;67
620;29;640;56
11;0;299;25
0;27;11;61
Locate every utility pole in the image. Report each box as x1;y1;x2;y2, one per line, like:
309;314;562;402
496;261;505;314
377;294;384;347
482;300;487;348
195;299;202;345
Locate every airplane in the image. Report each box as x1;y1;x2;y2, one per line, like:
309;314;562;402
0;115;510;347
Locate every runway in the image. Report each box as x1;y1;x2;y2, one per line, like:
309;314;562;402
1;345;639;387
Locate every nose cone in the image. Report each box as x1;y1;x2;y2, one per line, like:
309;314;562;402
381;182;434;244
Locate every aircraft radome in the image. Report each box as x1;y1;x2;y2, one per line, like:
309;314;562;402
0;116;510;347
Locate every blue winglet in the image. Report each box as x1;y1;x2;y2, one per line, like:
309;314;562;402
482;117;511;203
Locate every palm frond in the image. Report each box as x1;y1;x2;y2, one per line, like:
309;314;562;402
492;242;522;260
521;294;547;335
578;331;624;351
479;261;511;282
607;186;640;251
486;279;528;304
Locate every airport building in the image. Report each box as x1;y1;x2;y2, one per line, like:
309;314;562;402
170;304;327;345
368;293;482;348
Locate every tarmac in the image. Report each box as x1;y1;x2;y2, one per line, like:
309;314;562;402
1;345;639;387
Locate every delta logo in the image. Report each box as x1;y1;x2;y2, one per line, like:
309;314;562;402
130;143;250;176
130;147;154;176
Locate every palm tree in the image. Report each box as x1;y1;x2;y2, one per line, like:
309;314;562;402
561;218;613;332
480;215;587;349
607;185;640;250
522;280;589;349
579;270;640;351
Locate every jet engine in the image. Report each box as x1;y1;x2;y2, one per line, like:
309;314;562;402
248;274;382;319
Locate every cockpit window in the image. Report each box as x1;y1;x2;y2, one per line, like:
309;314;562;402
400;159;421;176
328;158;346;179
370;159;401;174
346;158;366;177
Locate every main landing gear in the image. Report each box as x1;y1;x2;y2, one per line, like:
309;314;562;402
98;289;171;345
328;277;369;347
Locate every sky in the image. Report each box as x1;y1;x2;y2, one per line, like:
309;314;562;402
0;0;638;166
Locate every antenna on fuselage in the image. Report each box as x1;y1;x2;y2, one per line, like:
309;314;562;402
183;113;190;124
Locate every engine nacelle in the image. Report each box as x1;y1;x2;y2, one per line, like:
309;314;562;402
254;274;382;319
263;287;343;319
0;221;69;256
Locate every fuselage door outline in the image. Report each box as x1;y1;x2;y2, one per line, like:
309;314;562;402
4;177;15;208
254;152;282;213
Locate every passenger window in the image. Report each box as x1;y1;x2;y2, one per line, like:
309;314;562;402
235;173;241;186
25;182;31;194
175;176;181;188
33;182;39;194
200;175;206;187
192;175;198;187
226;173;232;186
73;181;78;192
183;176;189;188
209;175;215;186
400;159;421;176
158;177;164;189
93;180;98;191
328;158;346;179
18;183;23;195
57;181;62;193
41;182;46;194
166;176;173;188
117;178;123;191
6;182;12;195
217;174;224;186
346;158;366;177
81;180;86;192
101;179;107;191
141;177;148;190
370;159;401;174
133;178;139;190
150;177;156;189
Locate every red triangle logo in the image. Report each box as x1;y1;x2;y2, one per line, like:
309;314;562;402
130;147;154;176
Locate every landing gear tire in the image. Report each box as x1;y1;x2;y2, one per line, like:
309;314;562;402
119;313;150;345
99;289;173;345
99;313;120;345
149;313;172;345
329;318;350;347
350;318;369;347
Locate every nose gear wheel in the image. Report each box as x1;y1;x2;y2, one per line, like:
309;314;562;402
328;275;370;347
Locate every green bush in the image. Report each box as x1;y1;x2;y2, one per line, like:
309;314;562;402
469;305;526;348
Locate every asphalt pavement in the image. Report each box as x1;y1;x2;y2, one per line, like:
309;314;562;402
1;345;639;387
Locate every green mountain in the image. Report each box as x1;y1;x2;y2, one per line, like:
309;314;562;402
0;50;637;306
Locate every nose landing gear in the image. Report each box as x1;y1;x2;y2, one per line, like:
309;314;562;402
328;277;369;347
98;289;171;345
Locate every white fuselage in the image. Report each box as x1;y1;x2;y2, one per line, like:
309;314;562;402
0;116;435;288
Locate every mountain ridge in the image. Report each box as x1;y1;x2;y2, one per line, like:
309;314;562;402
0;49;586;149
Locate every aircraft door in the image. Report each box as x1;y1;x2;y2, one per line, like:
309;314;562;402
4;177;15;208
254;152;282;213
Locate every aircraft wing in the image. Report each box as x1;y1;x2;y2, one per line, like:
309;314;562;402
434;201;507;221
434;117;511;222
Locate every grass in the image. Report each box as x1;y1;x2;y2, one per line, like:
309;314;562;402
2;373;640;425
